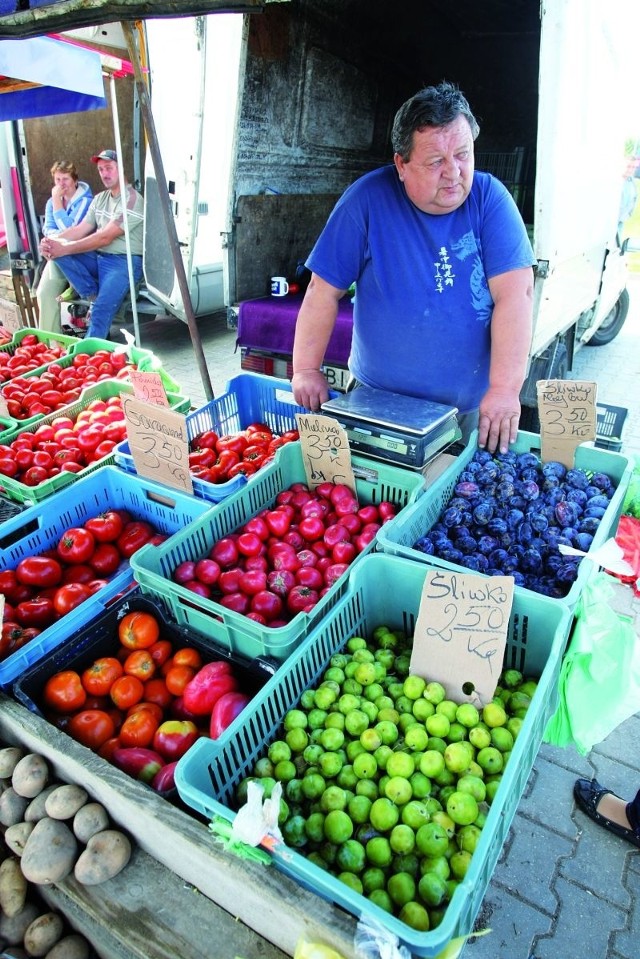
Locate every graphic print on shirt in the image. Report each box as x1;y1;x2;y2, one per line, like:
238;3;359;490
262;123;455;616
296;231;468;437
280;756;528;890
433;246;456;293
451;231;493;327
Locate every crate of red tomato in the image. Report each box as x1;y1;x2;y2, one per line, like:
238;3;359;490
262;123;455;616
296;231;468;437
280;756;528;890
0;465;211;687
0;329;78;386
1;339;181;427
114;372;338;504
0;378;190;504
130;441;425;662
12;594;272;801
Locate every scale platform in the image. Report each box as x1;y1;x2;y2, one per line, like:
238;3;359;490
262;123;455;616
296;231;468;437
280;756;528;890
321;386;461;469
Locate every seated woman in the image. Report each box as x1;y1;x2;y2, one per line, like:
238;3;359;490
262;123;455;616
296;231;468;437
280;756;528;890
36;160;92;334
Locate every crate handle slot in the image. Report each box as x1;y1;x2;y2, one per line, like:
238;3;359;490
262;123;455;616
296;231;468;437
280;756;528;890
144;489;181;509
0;515;42;551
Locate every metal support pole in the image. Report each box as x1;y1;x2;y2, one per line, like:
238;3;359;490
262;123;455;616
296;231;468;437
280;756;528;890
109;71;142;348
122;20;215;402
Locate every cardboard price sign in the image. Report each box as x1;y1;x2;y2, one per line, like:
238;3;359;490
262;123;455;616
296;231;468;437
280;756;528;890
128;370;169;407
537;379;597;467
295;413;356;493
122;394;193;494
411;569;514;706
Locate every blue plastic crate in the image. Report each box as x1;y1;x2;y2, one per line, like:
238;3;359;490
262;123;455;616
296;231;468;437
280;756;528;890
114;372;339;504
376;430;633;607
176;553;572;958
130;441;426;661
0;466;211;687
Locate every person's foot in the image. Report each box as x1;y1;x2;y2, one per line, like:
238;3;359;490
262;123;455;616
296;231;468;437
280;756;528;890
574;778;640;847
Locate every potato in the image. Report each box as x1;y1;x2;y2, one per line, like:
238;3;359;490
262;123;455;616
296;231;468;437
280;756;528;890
21;818;78;885
11;754;49;800
74;830;131;886
4;821;35;857
0;746;24;780
0;900;40;946
25;785;61;823
73;802;109;843
23;912;65;957
43;934;90;959
44;784;88;821
0;787;30;827
0;856;27;918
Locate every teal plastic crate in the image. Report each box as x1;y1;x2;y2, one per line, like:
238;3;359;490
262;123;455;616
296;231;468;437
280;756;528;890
0;465;211;688
115;372;339;504
0;379;190;505
130;441;425;661
175;553;572;958
376;430;633;607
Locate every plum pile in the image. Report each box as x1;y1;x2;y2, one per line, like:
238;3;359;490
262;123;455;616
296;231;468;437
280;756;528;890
413;448;617;597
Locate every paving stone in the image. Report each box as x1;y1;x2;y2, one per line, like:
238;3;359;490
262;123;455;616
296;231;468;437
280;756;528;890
560;816;632;909
491;815;572;916
532;877;626;959
518;755;586;841
610;864;640;959
462;885;551;958
592;715;640;773
537;740;594;777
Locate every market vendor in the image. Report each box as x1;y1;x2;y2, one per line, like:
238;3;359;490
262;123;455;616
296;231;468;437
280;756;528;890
0;324;12;345
291;81;536;455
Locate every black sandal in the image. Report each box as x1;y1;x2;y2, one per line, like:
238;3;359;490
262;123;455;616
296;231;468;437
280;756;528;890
574;778;640;849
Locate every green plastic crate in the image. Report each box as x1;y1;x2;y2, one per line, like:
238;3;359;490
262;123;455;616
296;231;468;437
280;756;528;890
175;553;572;958
1;338;183;434
0;380;190;505
69;336;183;395
376;430;633;607
130;441;426;661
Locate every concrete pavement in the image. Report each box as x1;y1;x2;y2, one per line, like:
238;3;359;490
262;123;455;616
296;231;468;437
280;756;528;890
114;277;640;959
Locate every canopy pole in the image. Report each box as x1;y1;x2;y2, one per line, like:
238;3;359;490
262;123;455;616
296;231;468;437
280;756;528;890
109;71;141;348
122;20;215;402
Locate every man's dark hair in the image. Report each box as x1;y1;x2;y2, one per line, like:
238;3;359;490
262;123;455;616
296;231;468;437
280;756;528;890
391;81;480;161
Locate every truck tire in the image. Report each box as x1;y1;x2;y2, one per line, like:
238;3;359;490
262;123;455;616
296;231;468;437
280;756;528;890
588;288;630;346
519;340;569;433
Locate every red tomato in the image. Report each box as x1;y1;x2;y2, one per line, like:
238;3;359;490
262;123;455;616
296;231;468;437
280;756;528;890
53;582;92;616
110;675;145;710
148;639;173;668
14;597;56;629
123;649;156;681
67;709;116;750
84;511;124;543
89;543;121;576
116;521;154;559
43;670;87;713
15;555;63;589
250;590;283;622
82;656;124;697
118;611;161;650
56;527;95;565
210;537;240;569
287;585;320;614
119;709;160;749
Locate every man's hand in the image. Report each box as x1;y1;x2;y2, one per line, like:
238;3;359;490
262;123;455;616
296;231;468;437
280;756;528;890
291;369;330;412
478;386;521;454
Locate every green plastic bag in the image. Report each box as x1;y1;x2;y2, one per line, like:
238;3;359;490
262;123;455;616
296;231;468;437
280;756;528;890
622;454;640;518
544;573;640;755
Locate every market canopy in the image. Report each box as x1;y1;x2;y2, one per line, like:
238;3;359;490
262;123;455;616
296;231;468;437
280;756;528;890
0;34;107;119
0;0;274;39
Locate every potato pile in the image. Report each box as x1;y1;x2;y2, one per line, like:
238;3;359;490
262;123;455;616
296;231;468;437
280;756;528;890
0;745;132;957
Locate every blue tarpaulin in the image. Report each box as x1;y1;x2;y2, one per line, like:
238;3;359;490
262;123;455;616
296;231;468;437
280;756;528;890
0;34;107;119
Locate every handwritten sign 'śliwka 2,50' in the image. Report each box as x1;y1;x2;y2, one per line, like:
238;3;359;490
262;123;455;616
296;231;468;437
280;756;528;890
122;395;193;494
410;569;514;707
537;379;597;468
295;412;356;494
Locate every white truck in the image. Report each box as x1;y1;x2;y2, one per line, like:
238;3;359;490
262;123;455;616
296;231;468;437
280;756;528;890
0;0;634;428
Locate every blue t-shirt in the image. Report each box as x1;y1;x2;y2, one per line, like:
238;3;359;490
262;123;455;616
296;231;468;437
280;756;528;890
306;166;536;413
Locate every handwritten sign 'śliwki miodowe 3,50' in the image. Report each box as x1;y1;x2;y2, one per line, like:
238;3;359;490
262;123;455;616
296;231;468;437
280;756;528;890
537;379;597;468
410;569;514;707
122;395;193;494
295;412;356;494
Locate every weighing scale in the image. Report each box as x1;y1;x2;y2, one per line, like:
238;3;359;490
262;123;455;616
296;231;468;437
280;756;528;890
321;386;461;469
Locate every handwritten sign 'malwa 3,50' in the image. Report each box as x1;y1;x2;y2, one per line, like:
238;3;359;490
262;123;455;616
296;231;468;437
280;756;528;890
296;412;356;493
411;569;514;706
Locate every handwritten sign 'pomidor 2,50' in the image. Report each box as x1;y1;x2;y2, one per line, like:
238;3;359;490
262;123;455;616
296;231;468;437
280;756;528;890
411;569;514;706
123;395;193;494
